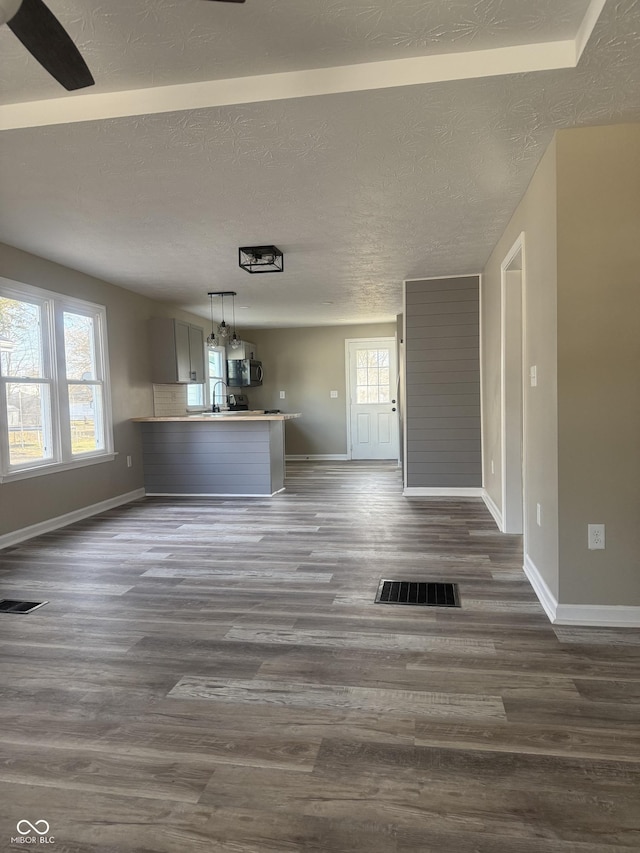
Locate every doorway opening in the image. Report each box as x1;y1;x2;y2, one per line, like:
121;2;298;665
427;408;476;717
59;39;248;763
501;234;526;535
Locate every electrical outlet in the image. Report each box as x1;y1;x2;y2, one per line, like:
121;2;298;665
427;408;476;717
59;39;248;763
279;391;286;399
588;524;605;550
536;503;541;526
126;455;132;468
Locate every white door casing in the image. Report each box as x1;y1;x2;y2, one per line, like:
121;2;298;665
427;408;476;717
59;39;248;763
501;233;526;536
346;337;399;460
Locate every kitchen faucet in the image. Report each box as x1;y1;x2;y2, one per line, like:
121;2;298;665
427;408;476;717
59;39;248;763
211;380;229;412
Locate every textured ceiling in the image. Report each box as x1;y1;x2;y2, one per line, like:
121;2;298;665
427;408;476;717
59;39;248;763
0;0;639;328
0;0;593;103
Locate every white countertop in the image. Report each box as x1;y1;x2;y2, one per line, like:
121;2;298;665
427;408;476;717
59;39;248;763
133;413;301;422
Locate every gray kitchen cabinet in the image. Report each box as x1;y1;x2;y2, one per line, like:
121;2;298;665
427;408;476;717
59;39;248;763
149;318;205;383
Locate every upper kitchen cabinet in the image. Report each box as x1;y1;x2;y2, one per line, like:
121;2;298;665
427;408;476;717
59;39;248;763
226;341;257;360
149;318;205;384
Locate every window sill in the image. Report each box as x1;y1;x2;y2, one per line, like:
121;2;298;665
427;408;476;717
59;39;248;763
0;452;116;484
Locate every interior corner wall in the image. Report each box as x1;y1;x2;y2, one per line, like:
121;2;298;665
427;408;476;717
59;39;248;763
239;322;397;457
480;138;559;599
404;277;481;489
0;242;207;539
556;124;640;607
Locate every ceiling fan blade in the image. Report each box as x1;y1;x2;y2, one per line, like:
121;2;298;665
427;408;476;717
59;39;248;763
7;0;94;90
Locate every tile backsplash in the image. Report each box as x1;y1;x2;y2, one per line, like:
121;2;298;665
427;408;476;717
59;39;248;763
152;384;188;416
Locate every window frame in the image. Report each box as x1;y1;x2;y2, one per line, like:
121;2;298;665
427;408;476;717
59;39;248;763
0;279;114;483
207;346;227;408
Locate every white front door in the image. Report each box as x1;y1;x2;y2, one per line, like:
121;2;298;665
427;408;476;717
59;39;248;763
347;338;399;460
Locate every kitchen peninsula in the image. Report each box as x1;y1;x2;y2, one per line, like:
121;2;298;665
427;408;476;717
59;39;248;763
133;413;301;496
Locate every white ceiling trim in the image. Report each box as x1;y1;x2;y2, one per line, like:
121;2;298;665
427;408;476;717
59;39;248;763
576;0;608;59
0;38;582;132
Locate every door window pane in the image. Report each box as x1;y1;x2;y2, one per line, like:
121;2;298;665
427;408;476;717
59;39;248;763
355;348;392;406
6;382;52;465
0;297;43;378
63;312;98;380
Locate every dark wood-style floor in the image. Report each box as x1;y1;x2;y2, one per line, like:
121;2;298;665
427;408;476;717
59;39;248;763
0;461;639;852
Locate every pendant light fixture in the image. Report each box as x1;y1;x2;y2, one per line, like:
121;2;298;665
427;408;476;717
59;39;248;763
206;291;218;348
229;292;242;349
217;294;230;342
206;291;241;349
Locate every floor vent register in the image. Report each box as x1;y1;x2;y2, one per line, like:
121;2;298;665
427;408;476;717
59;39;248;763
375;580;460;608
0;599;48;614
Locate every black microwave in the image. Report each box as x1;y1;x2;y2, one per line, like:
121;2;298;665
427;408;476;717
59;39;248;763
227;358;263;387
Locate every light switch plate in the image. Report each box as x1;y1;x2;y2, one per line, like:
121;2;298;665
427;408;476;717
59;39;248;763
530;365;537;387
330;390;338;398
279;391;286;399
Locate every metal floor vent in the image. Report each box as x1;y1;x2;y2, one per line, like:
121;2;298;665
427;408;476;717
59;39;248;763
375;580;460;608
0;599;48;614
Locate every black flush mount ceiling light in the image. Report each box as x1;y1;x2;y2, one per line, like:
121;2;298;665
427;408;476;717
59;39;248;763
239;245;284;274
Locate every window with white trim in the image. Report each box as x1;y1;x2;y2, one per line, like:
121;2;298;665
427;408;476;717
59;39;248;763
186;382;205;409
0;280;114;482
208;347;227;407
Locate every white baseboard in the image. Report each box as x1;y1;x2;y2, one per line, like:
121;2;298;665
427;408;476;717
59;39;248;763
286;454;350;461
523;553;558;622
0;488;146;550
403;487;484;498
554;604;640;627
523;553;640;627
482;489;503;530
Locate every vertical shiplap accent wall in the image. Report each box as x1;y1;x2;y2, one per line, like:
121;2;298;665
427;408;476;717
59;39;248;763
405;276;481;489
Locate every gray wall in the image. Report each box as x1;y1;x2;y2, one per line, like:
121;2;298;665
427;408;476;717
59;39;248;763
556;124;640;606
405;277;481;488
481;123;640;608
240;323;397;457
0;242;207;538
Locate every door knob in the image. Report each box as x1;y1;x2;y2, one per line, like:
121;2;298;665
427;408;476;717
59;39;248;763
392;399;396;404
392;407;396;412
